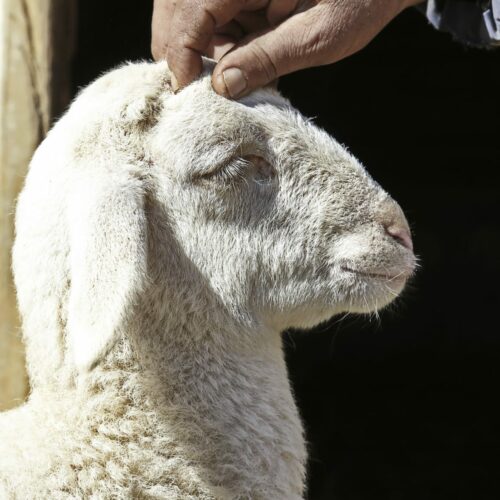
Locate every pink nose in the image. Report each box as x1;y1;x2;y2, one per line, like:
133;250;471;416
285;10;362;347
385;223;413;251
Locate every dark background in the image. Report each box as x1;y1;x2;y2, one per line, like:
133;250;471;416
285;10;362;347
72;3;500;499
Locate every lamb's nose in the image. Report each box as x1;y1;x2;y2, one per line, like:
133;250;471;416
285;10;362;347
384;223;413;251
377;198;414;251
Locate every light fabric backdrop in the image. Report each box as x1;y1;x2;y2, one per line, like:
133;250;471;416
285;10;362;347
0;0;75;410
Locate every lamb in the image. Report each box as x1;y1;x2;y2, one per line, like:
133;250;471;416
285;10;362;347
0;60;416;499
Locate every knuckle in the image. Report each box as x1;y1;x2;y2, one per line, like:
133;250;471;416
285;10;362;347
181;29;208;50
249;42;278;82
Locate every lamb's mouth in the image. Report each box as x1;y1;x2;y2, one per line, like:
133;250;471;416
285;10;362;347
341;266;411;283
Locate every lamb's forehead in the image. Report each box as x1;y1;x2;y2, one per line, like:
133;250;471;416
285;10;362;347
164;76;347;157
167;74;295;129
74;61;353;170
76;61;299;136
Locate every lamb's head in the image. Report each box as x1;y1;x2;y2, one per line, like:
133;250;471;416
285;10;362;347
144;64;416;334
15;61;416;375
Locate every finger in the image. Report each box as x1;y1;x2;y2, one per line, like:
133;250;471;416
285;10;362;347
166;0;248;89
151;0;176;61
208;20;246;60
213;4;336;98
207;35;237;60
266;0;299;25
234;10;271;34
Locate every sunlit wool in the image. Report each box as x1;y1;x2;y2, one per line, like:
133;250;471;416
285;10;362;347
0;60;415;499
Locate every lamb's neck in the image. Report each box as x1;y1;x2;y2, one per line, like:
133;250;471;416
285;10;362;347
133;319;306;499
28;318;306;497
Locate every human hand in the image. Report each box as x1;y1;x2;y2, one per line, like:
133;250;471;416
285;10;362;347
151;0;423;99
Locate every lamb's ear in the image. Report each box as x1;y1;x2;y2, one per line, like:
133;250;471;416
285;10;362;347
200;57;279;94
67;175;147;371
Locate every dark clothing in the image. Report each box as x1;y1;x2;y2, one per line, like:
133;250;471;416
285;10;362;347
420;0;500;46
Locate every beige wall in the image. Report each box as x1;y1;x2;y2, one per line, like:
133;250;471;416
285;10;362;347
0;0;75;410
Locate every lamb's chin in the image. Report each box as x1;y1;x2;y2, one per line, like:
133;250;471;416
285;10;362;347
340;268;411;314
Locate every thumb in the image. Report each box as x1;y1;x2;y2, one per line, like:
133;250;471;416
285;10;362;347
212;4;336;98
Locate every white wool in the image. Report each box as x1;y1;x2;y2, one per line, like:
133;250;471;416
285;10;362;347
0;60;415;499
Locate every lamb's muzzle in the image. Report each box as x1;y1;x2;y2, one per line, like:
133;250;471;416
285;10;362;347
385;224;413;251
378;197;414;251
0;60;416;499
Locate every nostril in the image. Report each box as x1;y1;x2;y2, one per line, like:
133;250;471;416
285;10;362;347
385;224;413;251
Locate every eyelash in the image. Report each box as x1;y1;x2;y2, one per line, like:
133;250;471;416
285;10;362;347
196;155;275;185
214;157;250;183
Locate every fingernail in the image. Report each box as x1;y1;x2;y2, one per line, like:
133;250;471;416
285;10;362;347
222;67;247;98
171;73;179;93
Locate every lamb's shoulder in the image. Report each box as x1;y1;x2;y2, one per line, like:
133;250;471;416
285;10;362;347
0;394;220;499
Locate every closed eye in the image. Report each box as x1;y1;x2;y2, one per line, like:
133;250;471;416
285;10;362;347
193;154;276;185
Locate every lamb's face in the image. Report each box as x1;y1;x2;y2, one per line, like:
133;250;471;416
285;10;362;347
148;72;416;331
15;61;417;373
